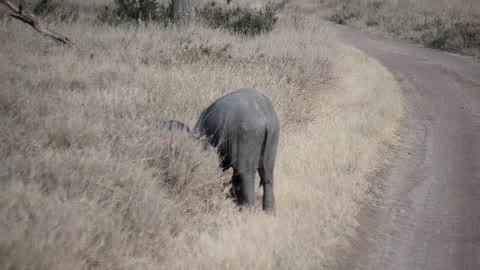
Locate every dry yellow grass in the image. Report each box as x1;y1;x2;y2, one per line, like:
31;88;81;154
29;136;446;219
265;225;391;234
0;2;403;269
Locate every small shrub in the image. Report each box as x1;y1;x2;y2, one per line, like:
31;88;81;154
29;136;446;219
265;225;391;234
457;22;480;52
198;2;277;35
98;0;173;26
177;41;232;63
329;4;360;25
423;21;480;55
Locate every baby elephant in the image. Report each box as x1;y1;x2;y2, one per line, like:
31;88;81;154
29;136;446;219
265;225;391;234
194;88;280;213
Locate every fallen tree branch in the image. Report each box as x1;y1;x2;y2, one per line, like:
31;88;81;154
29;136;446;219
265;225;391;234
0;0;75;48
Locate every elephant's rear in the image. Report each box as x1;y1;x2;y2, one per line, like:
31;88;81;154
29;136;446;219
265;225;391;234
195;88;279;168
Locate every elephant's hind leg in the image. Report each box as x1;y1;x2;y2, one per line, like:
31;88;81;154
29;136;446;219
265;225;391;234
259;166;275;213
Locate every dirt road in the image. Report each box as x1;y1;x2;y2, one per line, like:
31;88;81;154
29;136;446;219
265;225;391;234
331;24;480;270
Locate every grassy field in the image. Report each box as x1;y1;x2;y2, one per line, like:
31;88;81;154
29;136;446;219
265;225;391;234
327;0;480;57
0;1;403;269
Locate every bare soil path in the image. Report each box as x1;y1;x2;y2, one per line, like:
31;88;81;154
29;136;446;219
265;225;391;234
331;24;480;270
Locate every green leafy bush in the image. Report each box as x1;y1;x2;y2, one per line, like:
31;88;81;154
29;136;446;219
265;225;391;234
198;2;277;35
98;0;173;25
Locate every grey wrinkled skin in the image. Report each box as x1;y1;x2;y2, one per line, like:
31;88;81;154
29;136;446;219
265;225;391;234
194;88;280;213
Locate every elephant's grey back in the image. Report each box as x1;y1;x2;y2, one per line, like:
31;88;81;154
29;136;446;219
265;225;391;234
194;88;279;170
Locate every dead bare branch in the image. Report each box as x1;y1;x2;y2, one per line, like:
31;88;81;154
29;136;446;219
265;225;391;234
0;0;75;48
